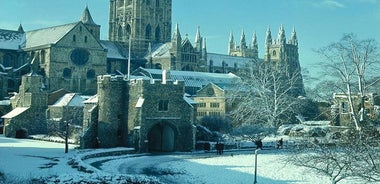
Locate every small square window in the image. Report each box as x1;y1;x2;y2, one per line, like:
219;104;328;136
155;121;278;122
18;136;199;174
158;100;169;111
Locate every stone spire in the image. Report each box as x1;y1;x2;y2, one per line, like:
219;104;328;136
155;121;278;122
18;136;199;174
251;32;259;59
172;23;182;51
290;27;298;46
277;24;286;45
172;23;181;40
201;37;207;60
80;5;96;25
240;29;247;49
265;26;272;47
228;32;235;54
194;26;202;52
18;24;24;33
251;32;258;49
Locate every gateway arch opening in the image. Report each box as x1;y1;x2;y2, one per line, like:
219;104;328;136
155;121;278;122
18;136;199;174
148;123;175;152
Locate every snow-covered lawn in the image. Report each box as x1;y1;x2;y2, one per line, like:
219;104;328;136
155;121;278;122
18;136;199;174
0;135;355;183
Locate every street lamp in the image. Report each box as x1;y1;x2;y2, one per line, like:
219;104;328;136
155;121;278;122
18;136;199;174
254;149;259;184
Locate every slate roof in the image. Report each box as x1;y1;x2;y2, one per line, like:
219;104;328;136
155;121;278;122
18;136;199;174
52;93;87;107
25;22;78;49
0;29;26;50
149;42;172;58
100;40;127;60
1;107;29;119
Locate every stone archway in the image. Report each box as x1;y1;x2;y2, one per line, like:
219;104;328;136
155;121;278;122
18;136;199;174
147;123;175;152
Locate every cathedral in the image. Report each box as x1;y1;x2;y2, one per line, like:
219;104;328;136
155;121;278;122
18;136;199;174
0;0;305;152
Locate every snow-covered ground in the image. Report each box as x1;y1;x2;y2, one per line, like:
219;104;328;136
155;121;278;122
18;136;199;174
0;135;356;183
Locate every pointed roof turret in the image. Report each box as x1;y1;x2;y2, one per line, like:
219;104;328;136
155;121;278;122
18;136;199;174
201;37;207;60
195;26;201;44
80;5;96;25
277;24;286;44
290;27;298;46
172;23;181;40
18;24;24;33
251;32;258;49
240;29;247;48
229;31;234;44
194;26;202;52
265;26;272;46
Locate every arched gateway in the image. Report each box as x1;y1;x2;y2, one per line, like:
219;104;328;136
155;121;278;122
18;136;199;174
148;122;176;152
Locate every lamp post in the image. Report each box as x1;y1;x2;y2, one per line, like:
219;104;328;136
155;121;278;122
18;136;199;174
254;149;259;184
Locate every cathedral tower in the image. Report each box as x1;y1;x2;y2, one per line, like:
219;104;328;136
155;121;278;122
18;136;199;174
228;30;258;59
264;25;305;96
109;0;172;57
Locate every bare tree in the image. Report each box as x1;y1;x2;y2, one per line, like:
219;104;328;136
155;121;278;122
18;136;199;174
227;61;304;129
317;34;380;130
287;130;380;184
286;35;380;184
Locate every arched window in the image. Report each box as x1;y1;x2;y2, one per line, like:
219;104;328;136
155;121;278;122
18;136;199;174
63;68;72;78
146;24;151;40
73;35;76;42
272;50;276;56
84;36;88;43
87;69;96;79
118;26;123;40
126;24;131;36
155;26;160;42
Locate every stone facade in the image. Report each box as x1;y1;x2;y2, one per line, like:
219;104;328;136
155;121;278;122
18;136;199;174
194;83;227;120
109;0;172;58
331;93;380;126
2;73;47;137
81;74;196;152
264;26;305;96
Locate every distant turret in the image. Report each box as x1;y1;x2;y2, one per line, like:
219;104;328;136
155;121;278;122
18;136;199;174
289;27;298;46
228;32;235;54
240;29;247;50
251;32;258;59
194;26;202;52
277;25;286;45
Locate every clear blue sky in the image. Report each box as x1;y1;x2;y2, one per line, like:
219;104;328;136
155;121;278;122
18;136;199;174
1;0;380;84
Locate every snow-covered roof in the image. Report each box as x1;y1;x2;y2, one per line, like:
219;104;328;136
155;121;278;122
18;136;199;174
1;107;29;119
100;40;127;60
207;53;260;68
0;29;25;50
148;43;172;58
0;100;10;106
83;95;98;104
25;22;77;49
133;67;240;89
52;93;86;107
183;94;197;105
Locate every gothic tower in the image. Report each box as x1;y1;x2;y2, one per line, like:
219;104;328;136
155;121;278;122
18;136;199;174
109;0;172;57
264;25;305;96
228;30;258;59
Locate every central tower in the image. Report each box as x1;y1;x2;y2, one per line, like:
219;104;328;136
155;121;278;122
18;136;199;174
109;0;172;57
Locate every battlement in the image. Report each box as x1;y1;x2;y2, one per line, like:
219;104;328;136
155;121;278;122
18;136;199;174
97;75;126;83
